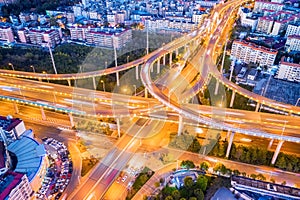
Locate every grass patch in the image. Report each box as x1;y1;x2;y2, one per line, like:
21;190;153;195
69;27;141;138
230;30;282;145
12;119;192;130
126;167;154;200
81;157;99;176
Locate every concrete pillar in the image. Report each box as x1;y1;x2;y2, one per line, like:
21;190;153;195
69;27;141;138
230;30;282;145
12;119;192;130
163;54;166;65
157;59;160;74
145;88;148;98
135;66;139;80
150;63;153;73
226;129;231;140
116;71;120;86
230;91;236;108
116;118;121;138
13;102;19;114
255;102;260;112
40;107;46;120
214;80;219;95
92;77;97;90
67;79;71;87
175;48;179;56
69;113;74;127
169;52;172;66
226;131;235;158
38;78;42;82
271;140;284;165
268;139;274;150
177;115;184;136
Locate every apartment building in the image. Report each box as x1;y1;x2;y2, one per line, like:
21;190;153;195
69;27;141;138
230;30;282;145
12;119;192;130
256;16;274;34
285;23;300;37
254;0;284;13
0;171;33;200
285;35;300;51
69;25;89;41
145;18;197;32
0;26;14;43
276;59;300;82
231;40;278;66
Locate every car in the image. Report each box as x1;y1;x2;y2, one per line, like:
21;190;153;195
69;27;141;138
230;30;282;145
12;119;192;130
55;193;62;200
121;175;128;182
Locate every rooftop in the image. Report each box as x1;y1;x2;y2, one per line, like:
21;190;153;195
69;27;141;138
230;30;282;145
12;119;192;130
7;135;46;182
0;116;22;132
0;171;24;200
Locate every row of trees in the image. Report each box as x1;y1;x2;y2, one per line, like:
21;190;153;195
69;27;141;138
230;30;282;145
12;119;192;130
169;133;201;153
209;140;300;173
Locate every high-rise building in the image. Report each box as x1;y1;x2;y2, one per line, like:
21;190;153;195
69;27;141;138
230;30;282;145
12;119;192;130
231;40;278;67
285;35;300;51
276;59;300;82
285;23;300;37
0;26;14;43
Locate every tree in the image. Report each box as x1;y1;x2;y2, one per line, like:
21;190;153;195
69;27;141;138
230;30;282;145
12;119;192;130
281;181;286;186
233;169;240;176
200;162;209;171
189;197;197;200
181;160;195;169
256;173;266;181
275;155;287;169
270;178;276;183
250;174;257;180
193;189;204;200
171;190;181;200
196;175;208;192
165;196;174;200
184;177;194;189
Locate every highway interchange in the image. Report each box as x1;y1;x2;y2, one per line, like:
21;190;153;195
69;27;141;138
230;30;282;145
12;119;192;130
1;0;300;199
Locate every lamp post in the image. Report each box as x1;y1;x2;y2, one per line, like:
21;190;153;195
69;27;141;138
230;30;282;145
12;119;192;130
100;80;105;92
30;65;36;73
127;55;130;63
133;85;137;96
42;71;50;83
8;63;14;71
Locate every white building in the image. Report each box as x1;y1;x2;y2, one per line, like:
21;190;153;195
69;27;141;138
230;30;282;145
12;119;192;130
285;35;300;51
0;26;14;43
231;40;277;67
254;0;284;13
285;23;300;37
256;16;274;34
0;171;33;200
192;13;205;24
276;60;300;82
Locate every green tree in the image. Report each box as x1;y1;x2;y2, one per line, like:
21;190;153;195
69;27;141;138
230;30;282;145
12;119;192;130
171;190;181;200
189;197;197;200
193;188;204;200
281;181;286;186
275;155;286;169
196;175;208;192
165;196;174;200
250;174;257;180
256;173;266;181
181;160;195;169
233;169;240;176
200;162;209;171
184;177;194;189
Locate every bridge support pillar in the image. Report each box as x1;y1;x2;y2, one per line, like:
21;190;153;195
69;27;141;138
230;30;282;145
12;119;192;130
69;113;74;127
40;107;46;120
226;131;235;158
169;52;172;66
271;140;284;165
268;139;274;150
230;91;236;108
157;60;160;74
175;48;179;56
163;55;166;65
214;80;219;95
13;102;19;114
116;118;121;138
92;77;97;90
255;103;260;112
116;71;120;86
178;115;184;136
145;88;148;98
67;79;71;87
135;66;139;80
150;63;154;73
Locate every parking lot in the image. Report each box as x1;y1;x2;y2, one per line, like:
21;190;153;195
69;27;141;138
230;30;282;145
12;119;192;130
35;138;73;200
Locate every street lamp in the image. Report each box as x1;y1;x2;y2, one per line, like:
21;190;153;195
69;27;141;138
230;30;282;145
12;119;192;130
30;65;35;73
42;71;50;83
127;55;130;63
100;80;105;92
8;63;14;71
133;85;137;96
